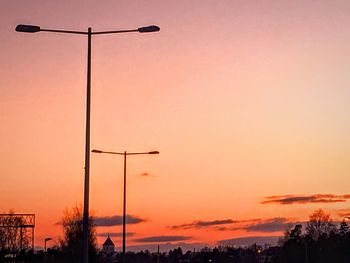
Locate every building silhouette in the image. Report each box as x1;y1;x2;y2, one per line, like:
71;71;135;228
102;235;115;255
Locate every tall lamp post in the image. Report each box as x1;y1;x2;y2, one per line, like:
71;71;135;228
16;24;160;263
44;237;52;252
92;149;159;263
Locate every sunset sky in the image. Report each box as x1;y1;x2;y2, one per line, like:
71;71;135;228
1;0;350;251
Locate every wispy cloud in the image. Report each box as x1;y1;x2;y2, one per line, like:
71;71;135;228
262;194;350;205
139;172;155;177
337;209;350;218
95;215;146;227
169;217;303;233
140;172;150;177
215;218;300;233
133;235;192;243
170;219;235;230
96;232;135;237
244;218;303;233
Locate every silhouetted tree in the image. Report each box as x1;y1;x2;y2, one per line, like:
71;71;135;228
276;209;350;263
339;220;349;236
306;209;335;241
290;224;303;242
280;233;305;263
169;247;183;263
59;206;97;263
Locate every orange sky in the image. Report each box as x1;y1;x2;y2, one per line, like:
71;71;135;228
1;0;350;250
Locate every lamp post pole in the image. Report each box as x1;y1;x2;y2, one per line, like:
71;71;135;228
82;27;92;263
44;237;52;252
123;151;127;260
92;149;159;263
16;24;160;263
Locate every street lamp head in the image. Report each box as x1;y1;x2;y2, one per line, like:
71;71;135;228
148;151;159;154
92;149;103;153
16;24;41;33
45;238;52;242
138;25;160;33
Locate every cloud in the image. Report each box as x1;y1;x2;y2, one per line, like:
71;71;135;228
218;236;280;247
337;209;350;218
95;215;146;227
169;217;303;233
139;172;155;177
262;194;350;205
133;236;192;243
244;218;301;233
215;218;304;233
96;232;135;237
216;227;229;231
170;219;235;230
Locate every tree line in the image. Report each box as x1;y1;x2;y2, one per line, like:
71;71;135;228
1;208;350;262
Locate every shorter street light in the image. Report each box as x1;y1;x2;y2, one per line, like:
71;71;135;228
92;149;159;263
44;237;52;252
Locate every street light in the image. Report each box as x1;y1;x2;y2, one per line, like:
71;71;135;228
16;24;160;263
44;237;52;252
92;149;159;263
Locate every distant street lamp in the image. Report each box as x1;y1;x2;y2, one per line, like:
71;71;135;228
92;149;159;263
16;23;160;263
44;237;52;252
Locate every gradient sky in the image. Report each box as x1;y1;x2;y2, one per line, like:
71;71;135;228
1;0;350;250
